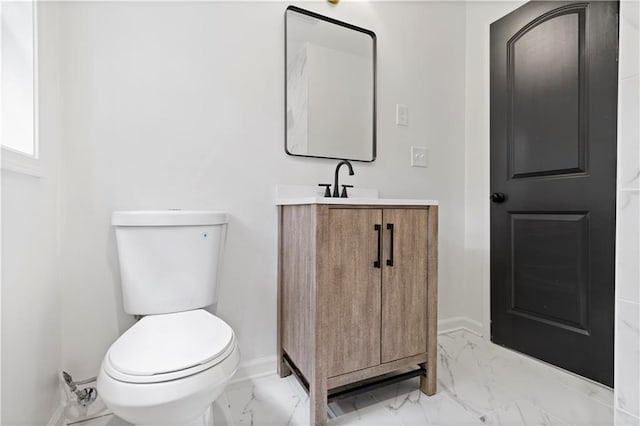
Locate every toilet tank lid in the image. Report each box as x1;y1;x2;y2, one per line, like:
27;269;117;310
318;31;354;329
112;210;228;226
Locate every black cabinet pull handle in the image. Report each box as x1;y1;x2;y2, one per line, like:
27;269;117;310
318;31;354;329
374;224;381;268
386;223;394;267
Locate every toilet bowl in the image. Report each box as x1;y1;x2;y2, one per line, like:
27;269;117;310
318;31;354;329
98;310;240;425
98;211;238;425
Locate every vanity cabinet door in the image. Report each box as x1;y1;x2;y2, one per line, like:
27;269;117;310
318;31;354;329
326;208;382;377
381;208;429;363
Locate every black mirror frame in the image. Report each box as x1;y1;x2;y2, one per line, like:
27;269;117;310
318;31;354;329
284;5;377;163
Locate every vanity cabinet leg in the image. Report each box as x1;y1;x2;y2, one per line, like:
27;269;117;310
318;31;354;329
277;351;291;378
309;378;328;426
419;360;436;396
421;205;438;396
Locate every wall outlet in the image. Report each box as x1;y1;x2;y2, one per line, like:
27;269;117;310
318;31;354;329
396;104;408;126
411;146;428;167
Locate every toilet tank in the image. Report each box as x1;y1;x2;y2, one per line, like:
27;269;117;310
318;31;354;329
112;210;228;315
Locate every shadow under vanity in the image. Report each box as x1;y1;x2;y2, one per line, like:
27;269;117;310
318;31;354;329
276;197;438;425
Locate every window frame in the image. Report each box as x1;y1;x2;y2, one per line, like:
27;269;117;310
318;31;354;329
1;0;41;178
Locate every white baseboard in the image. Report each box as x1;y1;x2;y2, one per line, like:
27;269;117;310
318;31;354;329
228;317;485;386
230;355;277;384
46;317;485;411
437;316;484;336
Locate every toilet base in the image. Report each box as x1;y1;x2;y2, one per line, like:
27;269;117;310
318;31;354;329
99;341;240;426
137;404;213;426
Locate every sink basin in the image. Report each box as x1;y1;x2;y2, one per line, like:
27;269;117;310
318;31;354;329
275;185;438;206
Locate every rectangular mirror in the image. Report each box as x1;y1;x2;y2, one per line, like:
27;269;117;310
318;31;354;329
285;6;376;162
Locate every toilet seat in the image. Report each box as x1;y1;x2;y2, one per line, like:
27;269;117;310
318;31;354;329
104;309;235;384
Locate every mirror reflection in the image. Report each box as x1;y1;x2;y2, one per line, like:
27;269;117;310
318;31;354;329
285;7;376;162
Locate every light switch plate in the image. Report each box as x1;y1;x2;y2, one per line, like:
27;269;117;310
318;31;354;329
411;146;428;167
396;104;408;126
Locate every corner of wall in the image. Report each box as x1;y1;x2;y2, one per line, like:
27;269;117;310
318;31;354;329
438;316;484;337
614;2;640;424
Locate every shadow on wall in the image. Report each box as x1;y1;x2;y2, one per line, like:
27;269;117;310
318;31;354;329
213;214;278;346
105;225;135;335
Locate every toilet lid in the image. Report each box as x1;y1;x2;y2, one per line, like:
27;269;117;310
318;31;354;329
108;309;234;376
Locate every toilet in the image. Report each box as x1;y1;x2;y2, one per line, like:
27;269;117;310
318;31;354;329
98;210;240;426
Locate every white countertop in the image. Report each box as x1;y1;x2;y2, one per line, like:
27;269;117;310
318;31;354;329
275;185;438;206
276;196;438;206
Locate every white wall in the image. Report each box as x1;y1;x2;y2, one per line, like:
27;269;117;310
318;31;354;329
56;1;468;379
463;1;525;337
0;3;63;424
614;1;639;424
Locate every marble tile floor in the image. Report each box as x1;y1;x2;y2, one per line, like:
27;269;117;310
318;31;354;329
80;330;615;426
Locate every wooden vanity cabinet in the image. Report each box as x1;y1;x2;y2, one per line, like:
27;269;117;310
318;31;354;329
277;203;438;425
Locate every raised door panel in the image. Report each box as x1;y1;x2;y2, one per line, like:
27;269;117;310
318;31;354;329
326;208;382;377
381;208;428;363
509;9;586;178
509;213;589;331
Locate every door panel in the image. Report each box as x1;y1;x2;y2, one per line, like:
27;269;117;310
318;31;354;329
510;213;589;331
327;208;382;377
510;9;585;178
381;209;428;363
491;1;618;386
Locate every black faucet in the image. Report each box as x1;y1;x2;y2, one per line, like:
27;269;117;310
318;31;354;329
333;160;354;198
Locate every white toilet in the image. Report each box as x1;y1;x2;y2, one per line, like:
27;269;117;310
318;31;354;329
98;210;240;426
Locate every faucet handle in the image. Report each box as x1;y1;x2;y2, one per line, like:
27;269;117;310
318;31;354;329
340;185;354;198
318;184;332;198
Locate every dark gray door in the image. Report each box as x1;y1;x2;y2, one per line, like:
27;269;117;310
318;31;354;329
490;1;618;386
